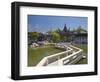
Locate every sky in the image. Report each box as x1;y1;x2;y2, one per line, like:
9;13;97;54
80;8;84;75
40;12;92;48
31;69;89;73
28;15;88;33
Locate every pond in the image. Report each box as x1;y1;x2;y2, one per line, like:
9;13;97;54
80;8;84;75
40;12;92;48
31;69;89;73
28;45;65;66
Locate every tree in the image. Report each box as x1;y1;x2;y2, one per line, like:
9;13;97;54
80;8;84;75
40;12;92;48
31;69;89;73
31;32;40;41
54;28;61;33
51;32;61;42
76;26;87;34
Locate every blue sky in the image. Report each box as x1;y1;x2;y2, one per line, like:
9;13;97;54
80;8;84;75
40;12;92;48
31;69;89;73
28;15;87;33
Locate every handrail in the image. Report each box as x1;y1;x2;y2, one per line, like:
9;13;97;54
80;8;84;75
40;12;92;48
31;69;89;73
36;47;73;66
36;44;73;66
60;49;82;62
48;45;83;65
36;43;83;66
49;50;83;66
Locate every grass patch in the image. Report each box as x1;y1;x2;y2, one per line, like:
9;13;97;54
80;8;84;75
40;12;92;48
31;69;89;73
28;45;65;66
73;44;87;54
73;44;88;64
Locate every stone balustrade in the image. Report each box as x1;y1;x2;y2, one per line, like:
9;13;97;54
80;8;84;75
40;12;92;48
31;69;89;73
36;43;83;66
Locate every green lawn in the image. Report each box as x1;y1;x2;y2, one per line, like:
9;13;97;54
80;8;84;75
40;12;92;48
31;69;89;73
28;44;88;66
73;44;87;53
73;44;88;64
28;45;65;66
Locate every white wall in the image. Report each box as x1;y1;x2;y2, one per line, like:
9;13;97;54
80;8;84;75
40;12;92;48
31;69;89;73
0;0;99;82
